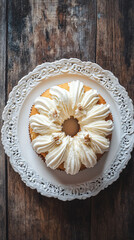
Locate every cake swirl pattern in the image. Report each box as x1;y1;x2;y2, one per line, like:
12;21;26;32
29;80;113;175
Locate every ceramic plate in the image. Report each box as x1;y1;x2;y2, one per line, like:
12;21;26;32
2;59;134;200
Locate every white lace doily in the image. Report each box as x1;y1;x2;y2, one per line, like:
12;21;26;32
1;58;134;201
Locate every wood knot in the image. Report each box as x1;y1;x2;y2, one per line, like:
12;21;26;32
57;4;68;30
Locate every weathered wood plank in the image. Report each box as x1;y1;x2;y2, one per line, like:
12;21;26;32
0;0;7;239
91;0;134;239
7;0;96;239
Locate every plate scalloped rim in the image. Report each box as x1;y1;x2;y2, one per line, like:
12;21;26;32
1;58;134;201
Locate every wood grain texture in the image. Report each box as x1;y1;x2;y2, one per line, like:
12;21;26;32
91;1;134;240
7;0;96;240
1;0;133;239
0;1;7;240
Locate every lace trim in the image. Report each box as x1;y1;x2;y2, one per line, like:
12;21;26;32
1;58;134;200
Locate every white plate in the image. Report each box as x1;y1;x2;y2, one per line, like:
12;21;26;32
2;58;134;201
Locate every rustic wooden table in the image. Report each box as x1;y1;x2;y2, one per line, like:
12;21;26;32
0;0;134;239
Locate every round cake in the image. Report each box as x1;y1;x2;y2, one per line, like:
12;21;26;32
29;80;113;175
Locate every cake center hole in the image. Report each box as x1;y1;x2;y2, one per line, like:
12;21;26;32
62;116;80;137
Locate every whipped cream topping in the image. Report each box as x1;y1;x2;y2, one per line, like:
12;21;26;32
50;86;72;120
68;80;84;110
29;114;61;135
34;96;56;115
29;80;114;175
64;137;97;174
32;132;65;154
75;89;99;118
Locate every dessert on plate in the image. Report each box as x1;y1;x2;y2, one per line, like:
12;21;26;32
29;80;113;175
